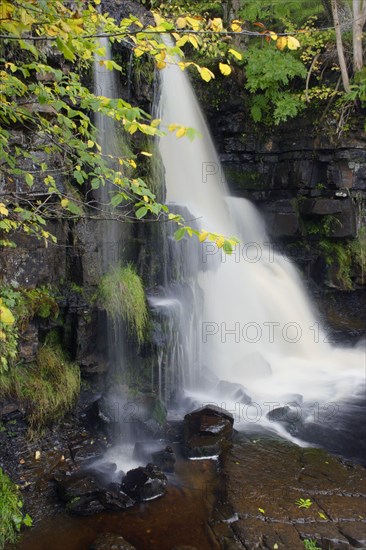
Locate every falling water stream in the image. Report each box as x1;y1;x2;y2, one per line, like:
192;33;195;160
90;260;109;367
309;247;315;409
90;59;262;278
155;47;365;452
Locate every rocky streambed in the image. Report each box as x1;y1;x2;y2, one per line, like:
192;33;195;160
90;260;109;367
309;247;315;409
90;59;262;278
212;434;366;550
2;404;365;550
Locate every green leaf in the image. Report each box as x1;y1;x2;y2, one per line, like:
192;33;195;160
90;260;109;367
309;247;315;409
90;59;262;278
23;514;33;527
251;104;262;122
56;37;75;61
110;194;124;207
66;201;83;216
135;206;148;219
73;170;84;184
174;227;186;241
25;173;34;187
223;240;233;254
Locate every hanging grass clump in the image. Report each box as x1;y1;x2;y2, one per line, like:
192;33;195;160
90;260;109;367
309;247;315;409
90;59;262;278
97;264;149;344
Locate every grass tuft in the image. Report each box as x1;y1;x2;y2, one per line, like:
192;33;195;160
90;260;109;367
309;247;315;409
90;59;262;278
0;344;80;435
97;263;149;344
0;468;32;548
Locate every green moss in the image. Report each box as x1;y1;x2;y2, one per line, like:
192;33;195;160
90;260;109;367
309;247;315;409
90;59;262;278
0;285;59;372
0;468;32;548
152;398;167;426
350;226;366;284
0;344;80;435
97;264;149;344
225;167;266;190
304;215;342;237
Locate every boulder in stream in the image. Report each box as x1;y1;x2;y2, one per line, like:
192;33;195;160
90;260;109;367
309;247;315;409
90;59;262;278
54;472;134;516
121;463;167;501
184;405;234;458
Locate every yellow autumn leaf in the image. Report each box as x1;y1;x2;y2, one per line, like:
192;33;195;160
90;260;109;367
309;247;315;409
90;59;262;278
231;20;242;32
175;35;188;48
168;123;179;132
178;61;192;71
0;203;9;216
269;31;278;41
188;35;199;49
276;36;287;51
151;119;161;128
186;16;201;31
61;198;69;208
156;60;166;70
134;47;145;58
128;159;137;168
211;18;223;32
140;151;152;157
219;63;232;76
287;35;301;50
199;67;215;82
143;195;149;202
153;12;162;26
20;8;36;27
228;48;242;60
0;330;6;341
128;123;138;134
87;140;94;148
45;25;60;37
176;17;187;29
199;230;209;242
216;236;225;248
176;127;187;138
0;304;15;325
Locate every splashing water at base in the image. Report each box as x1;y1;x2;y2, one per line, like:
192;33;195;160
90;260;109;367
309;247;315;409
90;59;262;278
156;44;365;453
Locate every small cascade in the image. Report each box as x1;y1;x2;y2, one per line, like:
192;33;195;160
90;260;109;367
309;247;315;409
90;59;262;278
155;44;365;451
93;38;133;450
148;205;203;405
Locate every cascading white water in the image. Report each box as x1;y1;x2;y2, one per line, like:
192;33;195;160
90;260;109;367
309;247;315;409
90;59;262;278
157;51;365;442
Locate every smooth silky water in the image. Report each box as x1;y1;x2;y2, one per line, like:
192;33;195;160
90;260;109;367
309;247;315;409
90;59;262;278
156;45;365;458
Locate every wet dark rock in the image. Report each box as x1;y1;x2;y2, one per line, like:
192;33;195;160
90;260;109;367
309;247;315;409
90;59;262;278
66;495;105;516
296;523;351;549
339;522;366;547
89;532;136;550
18;322;38;362
311;198;344;215
267;404;302;426
98;485;135;511
217;381;251;404
54;471;135;515
151;446;176;473
132;441;164;464
121;463;167;502
184;405;234;458
0;400;24;421
213;436;366;550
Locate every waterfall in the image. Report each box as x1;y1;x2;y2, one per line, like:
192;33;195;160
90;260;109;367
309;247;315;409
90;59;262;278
93;38;135;455
156;50;365;446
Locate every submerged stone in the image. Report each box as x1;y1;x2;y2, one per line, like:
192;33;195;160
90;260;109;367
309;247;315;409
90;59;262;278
89;533;136;550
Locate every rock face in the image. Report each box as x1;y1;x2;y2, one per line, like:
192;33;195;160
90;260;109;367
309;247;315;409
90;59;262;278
184;405;234;458
198;78;366;305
